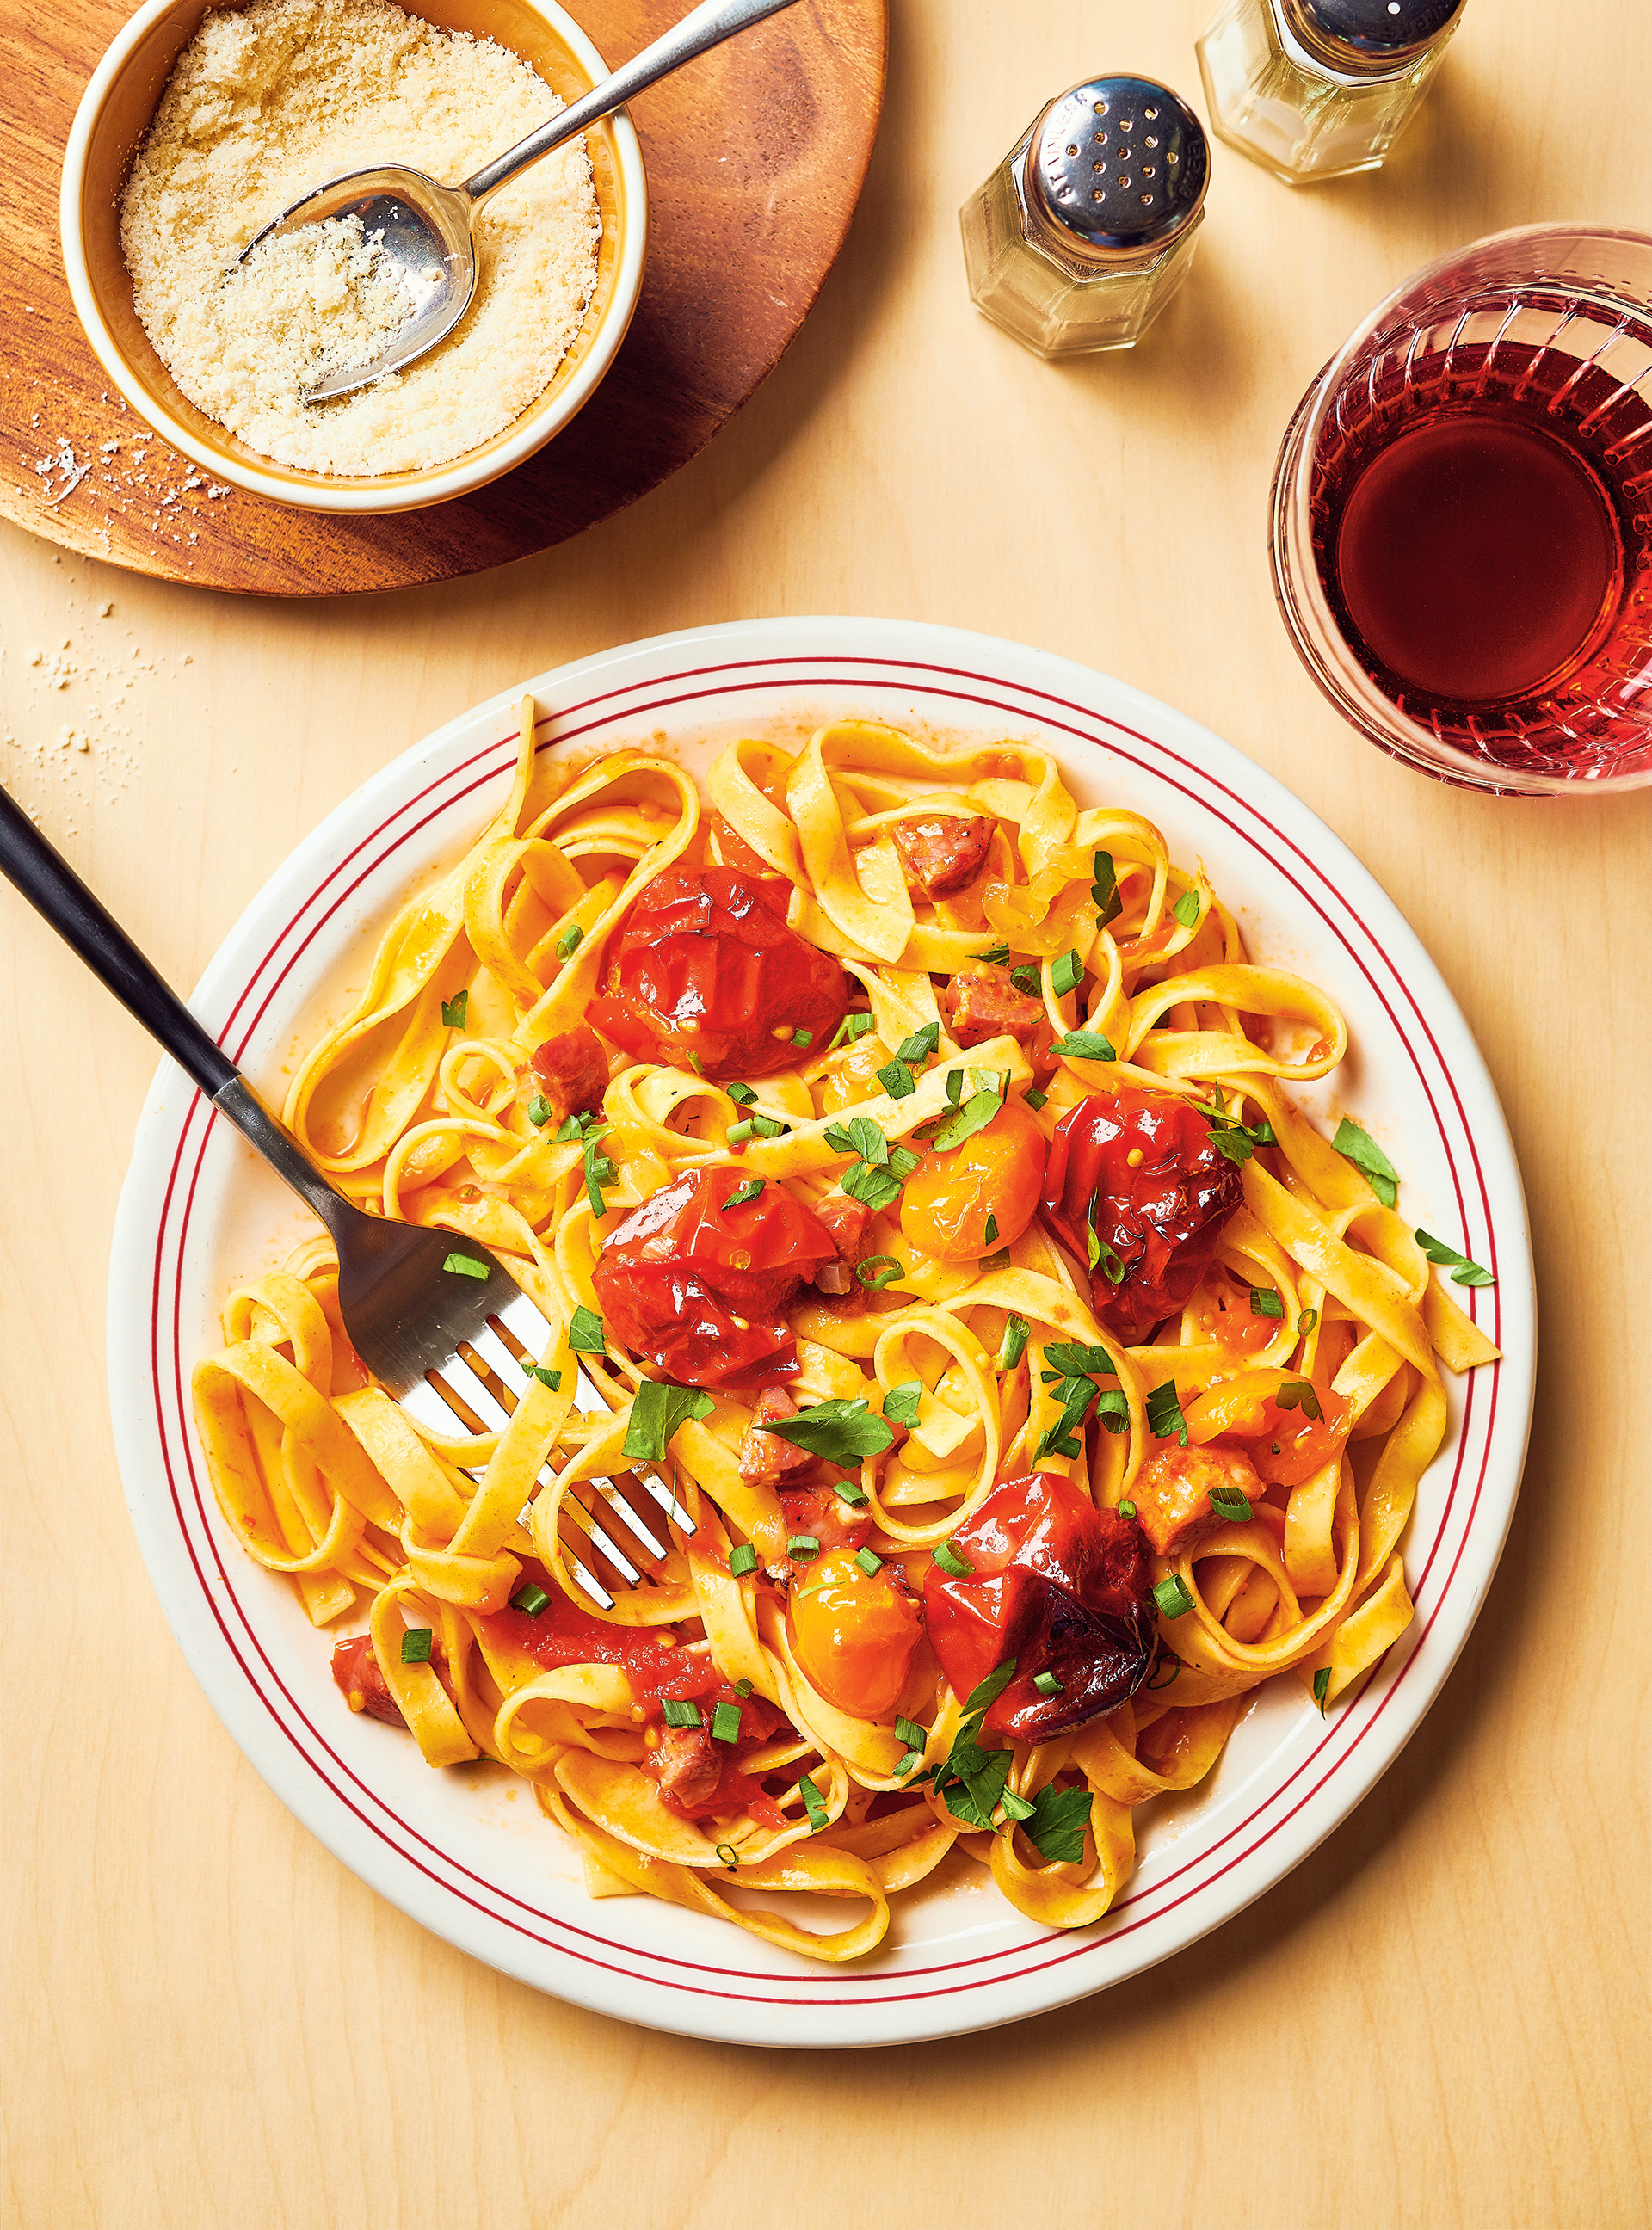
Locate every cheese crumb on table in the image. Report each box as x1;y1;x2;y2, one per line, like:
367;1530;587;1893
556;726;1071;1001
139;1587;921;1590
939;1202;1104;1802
120;0;601;477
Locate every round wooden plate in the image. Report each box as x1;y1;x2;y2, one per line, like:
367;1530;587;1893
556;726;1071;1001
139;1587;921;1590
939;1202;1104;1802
0;0;885;595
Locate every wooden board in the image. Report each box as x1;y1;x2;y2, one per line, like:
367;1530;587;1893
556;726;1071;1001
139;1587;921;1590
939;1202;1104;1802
0;0;885;595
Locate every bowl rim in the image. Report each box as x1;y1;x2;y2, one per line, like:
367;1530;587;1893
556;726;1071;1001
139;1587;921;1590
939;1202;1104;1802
58;0;648;517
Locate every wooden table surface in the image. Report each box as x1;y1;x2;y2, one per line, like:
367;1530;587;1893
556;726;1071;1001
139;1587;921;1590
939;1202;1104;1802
3;3;1649;2224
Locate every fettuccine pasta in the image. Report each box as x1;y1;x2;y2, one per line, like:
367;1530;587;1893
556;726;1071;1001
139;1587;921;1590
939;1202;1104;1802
191;701;1499;1962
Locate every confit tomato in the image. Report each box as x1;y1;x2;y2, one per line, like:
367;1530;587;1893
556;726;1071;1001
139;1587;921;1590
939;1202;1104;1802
1224;1385;1353;1487
593;1167;836;1389
922;1471;1156;1740
588;866;848;1081
787;1545;922;1720
899;1096;1047;1262
1041;1088;1243;1344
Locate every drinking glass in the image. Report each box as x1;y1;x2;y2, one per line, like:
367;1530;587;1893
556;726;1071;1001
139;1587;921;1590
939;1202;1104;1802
1270;224;1652;794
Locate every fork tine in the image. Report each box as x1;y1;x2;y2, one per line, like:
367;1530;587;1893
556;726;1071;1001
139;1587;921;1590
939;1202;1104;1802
594;1476;671;1562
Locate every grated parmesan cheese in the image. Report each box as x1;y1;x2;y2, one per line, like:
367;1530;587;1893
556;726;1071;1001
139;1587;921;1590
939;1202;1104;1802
120;0;602;477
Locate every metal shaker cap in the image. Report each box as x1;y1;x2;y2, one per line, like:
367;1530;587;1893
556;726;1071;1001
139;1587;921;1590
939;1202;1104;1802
1285;0;1467;70
1029;77;1210;259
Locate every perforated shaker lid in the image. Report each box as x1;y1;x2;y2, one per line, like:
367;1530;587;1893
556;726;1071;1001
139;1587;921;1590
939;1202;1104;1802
1287;0;1468;69
1029;78;1210;259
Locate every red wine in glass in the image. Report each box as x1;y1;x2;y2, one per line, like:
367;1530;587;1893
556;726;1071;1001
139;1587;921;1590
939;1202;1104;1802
1273;230;1652;792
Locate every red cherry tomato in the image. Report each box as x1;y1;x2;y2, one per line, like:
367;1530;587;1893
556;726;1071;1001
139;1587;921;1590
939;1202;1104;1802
588;866;848;1081
899;1096;1047;1261
1041;1088;1243;1344
593;1167;836;1389
922;1471;1156;1739
787;1546;922;1720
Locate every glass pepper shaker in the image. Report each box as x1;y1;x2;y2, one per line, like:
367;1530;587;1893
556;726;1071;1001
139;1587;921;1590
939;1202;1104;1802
1196;0;1467;185
959;76;1211;358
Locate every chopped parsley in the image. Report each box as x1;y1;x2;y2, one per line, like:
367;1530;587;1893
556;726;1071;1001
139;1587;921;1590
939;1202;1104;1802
798;1771;829;1832
1275;1378;1324;1421
972;945;1012;964
1172;888;1201;928
824;1115;922;1210
1414;1227;1495;1286
441;989;468;1030
722;1178;765;1210
1092;850;1123;930
1332;1117;1399;1208
441;1251;490;1281
945;1069;964;1106
926;1080;1006;1153
582;1126;618;1217
527;1364;562;1390
882;1380;922;1428
1051;1028;1117;1063
1022;1783;1093;1863
567;1305;607;1354
876;1059;916;1100
623;1379;713;1463
983;1211;999;1244
1312;1667;1331;1712
1145;1380;1189;1445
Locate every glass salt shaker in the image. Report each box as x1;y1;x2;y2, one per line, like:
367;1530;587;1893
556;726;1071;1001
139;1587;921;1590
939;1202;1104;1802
959;77;1211;358
1197;0;1467;185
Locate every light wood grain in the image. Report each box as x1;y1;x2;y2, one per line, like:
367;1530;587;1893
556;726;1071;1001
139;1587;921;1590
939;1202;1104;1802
3;0;885;593
3;3;1649;2226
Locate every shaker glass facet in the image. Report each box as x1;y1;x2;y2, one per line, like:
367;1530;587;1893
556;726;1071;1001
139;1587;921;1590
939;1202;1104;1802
1197;0;1465;185
960;77;1211;357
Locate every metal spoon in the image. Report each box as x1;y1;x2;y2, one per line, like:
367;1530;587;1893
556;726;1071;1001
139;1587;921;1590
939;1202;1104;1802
239;0;801;405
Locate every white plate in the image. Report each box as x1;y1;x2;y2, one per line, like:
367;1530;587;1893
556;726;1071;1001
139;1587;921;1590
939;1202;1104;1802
107;618;1534;2048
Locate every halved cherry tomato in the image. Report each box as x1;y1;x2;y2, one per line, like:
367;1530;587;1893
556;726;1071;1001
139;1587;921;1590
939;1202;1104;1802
900;1096;1047;1262
588;866;848;1081
593;1167;835;1389
1223;1386;1353;1487
922;1470;1156;1739
787;1545;922;1720
1041;1088;1242;1343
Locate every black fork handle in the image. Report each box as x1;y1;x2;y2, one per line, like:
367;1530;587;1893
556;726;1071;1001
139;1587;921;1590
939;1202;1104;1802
0;781;238;1097
0;783;354;1237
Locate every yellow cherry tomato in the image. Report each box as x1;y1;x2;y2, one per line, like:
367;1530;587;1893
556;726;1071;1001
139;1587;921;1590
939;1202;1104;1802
899;1096;1047;1262
786;1546;921;1721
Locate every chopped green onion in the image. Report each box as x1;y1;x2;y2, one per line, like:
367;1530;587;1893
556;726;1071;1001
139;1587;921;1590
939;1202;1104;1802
567;1305;606;1353
1094;1388;1130;1434
1145;1381;1188;1445
710;1701;743;1745
1009;963;1039;995
798;1771;829;1831
510;1583;551;1617
726;1081;757;1106
527;1094;553;1127
997;1314;1032;1371
751;1113;786;1139
856;1254;905;1289
1032;1670;1063;1697
1051;948;1083;997
583;1128;618;1217
1208;1484;1254;1523
933;1538;973;1579
726;1118;755;1144
729;1543;758;1579
1275;1378;1324;1421
833;1477;870;1508
1154;1574;1195;1620
894;1022;940;1065
946;1069;964;1106
983;1211;999;1244
963;1660;1017;1716
441;1252;489;1281
828;1011;876;1050
400;1627;434;1663
972;945;1011;964
714;1841;739;1870
1051;1029;1117;1063
1172;888;1201;928
854;1547;884;1577
441;989;468;1030
555;923;584;962
1332;1117;1399;1209
687;1052;704;1075
527;1365;562;1390
787;1535;821;1560
1023;1087;1048;1110
1117;1499;1137;1519
662;1699;701;1729
1092;851;1123;929
734;1679;755;1698
1312;1667;1331;1712
1298;1308;1320;1334
1249;1287;1285;1318
1414;1227;1495;1286
792;1026;812;1047
722;1179;764;1210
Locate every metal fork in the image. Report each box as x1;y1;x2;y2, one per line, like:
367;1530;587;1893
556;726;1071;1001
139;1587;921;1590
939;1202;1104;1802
0;785;687;1603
